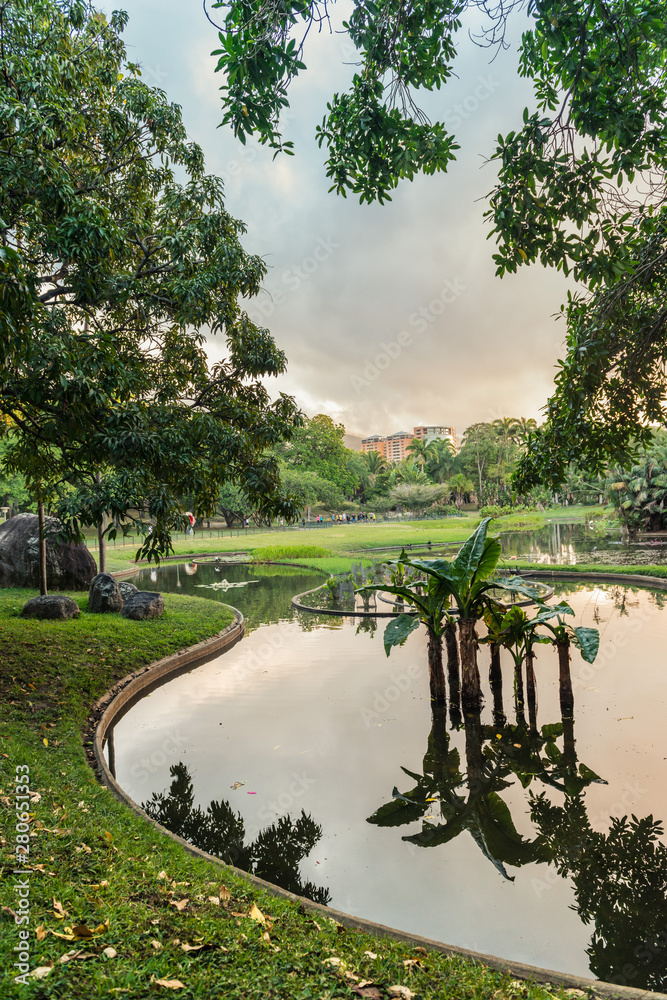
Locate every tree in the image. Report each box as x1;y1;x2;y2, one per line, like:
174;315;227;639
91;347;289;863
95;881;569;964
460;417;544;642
407;437;436;473
208;0;667;476
389;482;449;517
425;437;456;483
362;450;387;478
1;0;301;578
277;466;345;514
275;414;359;495
457;424;499;504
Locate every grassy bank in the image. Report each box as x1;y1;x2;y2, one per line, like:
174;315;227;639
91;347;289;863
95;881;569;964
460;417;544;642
103;506;601;575
1;588;575;1000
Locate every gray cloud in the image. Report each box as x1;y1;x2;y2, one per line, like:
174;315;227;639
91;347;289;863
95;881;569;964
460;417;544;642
107;0;575;439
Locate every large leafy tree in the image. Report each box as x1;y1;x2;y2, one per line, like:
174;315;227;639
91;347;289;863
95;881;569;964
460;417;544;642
208;0;667;479
275;414;359;495
1;0;301;567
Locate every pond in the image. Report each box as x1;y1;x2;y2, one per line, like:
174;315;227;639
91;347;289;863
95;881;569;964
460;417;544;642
500;520;667;566
112;564;667;989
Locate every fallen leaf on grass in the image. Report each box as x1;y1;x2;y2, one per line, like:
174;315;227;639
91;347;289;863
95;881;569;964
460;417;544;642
58;949;91;964
157;870;169;880
53;898;67;918
352;986;383;1000
181;942;206;953
1;906;19;920
150;940;163;951
388;987;415;999
103;946;117;958
207;896;220;906
29;965;53;979
413;947;428;956
402;958;421;968
248;903;265;924
323;957;343;968
168;899;188;912
363;951;377;959
35;926;46;941
150;976;186;989
219;885;231;901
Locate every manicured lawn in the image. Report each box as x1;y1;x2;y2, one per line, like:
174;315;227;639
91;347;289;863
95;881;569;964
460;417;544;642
103;506;601;574
1;587;575;1000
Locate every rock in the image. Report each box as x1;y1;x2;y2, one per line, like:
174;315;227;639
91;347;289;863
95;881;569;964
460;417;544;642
89;572;123;613
0;513;97;590
20;595;80;620
118;581;139;602
121;591;164;620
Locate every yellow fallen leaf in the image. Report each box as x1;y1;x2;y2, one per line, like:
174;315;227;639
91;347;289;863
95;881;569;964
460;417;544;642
169;899;188;911
151;977;186;990
248;903;265;924
29;965;53;979
71;924;94;939
43;738;48;746
181;942;205;952
207;896;220;906
402;958;421;968
102;830;113;843
219;885;231;901
35;926;47;941
150;940;162;951
262;931;271;942
53;899;67;918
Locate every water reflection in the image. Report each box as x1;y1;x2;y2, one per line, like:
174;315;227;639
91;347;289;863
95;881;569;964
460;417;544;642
500;521;667;566
142;762;331;905
368;693;667;989
130;562;326;630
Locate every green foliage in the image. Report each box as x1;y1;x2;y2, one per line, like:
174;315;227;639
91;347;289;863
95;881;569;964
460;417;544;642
603;451;667;533
252;543;332;560
275;414;359;495
382;611;420;655
1;0;301;562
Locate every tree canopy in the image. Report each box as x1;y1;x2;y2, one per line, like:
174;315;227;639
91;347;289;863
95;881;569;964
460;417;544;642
208;0;667;481
1;0;301;560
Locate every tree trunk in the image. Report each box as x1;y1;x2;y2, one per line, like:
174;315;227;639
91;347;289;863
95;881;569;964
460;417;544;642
464;706;484;794
426;626;446;705
489;643;505;726
562;717;576;768
458;618;481;711
525;648;538;733
444;620;460;709
96;471;106;573
513;654;525;723
556;638;574;719
37;497;47;596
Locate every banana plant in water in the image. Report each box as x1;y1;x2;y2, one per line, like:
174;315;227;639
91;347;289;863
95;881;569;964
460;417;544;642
530;601;600;719
360;518;539;709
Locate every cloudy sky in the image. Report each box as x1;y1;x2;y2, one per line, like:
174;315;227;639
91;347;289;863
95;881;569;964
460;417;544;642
106;0;575;444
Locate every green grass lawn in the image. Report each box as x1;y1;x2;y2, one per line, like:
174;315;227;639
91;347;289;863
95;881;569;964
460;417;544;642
103;506;601;575
1;587;578;1000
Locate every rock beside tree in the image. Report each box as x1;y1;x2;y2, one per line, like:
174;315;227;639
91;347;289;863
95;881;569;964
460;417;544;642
20;595;80;619
0;513;96;590
89;573;123;613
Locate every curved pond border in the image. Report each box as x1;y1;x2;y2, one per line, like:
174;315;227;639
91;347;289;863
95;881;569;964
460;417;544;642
86;577;667;1000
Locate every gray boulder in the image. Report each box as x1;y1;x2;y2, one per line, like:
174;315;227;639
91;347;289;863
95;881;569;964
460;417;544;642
89;572;123;613
20;595;80;620
0;513;96;590
118;581;139;602
121;591;164;620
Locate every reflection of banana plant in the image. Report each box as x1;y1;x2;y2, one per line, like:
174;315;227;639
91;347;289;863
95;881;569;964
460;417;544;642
368;708;553;880
368;709;603;882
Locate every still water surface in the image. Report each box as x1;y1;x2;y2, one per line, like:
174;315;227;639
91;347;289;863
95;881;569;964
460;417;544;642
115;561;667;987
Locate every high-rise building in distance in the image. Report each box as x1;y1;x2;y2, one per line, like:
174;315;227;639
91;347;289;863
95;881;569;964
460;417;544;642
360;425;456;461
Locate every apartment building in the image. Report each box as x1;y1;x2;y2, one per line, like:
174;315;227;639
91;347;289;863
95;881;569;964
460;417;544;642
360;424;457;462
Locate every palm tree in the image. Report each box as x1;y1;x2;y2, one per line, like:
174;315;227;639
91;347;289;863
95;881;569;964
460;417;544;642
427;437;456;482
406;437;437;473
394;460;430;484
512;417;538;446
363;450;387;476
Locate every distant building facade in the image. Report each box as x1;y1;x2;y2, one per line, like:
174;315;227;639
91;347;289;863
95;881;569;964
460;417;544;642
360;424;457;462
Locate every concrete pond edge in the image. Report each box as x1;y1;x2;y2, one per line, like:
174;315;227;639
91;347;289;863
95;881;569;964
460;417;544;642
85;576;667;1000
